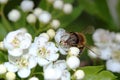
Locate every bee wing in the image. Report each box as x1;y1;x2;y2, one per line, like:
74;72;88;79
81;26;95;34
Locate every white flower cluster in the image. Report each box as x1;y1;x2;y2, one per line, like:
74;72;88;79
7;0;73;30
26;5;60;29
88;28;120;73
47;0;73;14
0;64;16;80
0;28;85;79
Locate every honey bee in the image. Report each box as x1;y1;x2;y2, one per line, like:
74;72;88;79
57;28;95;55
65;32;86;53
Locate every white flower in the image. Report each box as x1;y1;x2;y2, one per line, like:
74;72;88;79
53;0;64;10
0;0;8;4
66;56;80;69
93;29;113;48
38;11;51;24
8;9;21;22
50;19;60;29
29;76;39;80
20;0;34;12
3;28;32;57
93;29;110;43
4;54;37;78
26;14;37;24
44;60;70;80
63;3;73;14
33;8;43;17
106;59;120;73
0;64;7;74
68;47;80;56
55;28;70;55
74;70;85;80
6;72;16;80
29;35;58;66
47;29;55;39
99;47;112;60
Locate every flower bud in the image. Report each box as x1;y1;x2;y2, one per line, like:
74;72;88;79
0;64;7;74
29;76;39;80
50;19;60;29
0;41;5;50
33;8;43;17
6;72;16;80
38;11;51;24
47;29;55;39
8;9;21;22
74;70;85;80
0;0;8;4
68;47;80;56
53;0;64;10
20;0;34;12
63;3;73;14
26;14;36;24
47;0;54;4
40;33;50;40
66;56;80;69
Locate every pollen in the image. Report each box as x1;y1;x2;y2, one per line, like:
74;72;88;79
11;37;20;47
17;57;28;68
38;47;50;57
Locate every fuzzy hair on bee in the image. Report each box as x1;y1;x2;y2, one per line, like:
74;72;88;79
65;32;86;53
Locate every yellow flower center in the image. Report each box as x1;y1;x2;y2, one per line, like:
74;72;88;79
11;37;20;48
38;47;50;57
17;57;28;68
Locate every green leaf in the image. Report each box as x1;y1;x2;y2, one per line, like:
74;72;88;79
0;23;7;40
39;0;47;10
80;0;117;30
117;0;120;26
97;71;117;80
0;51;8;63
59;1;84;28
80;66;117;80
81;66;104;75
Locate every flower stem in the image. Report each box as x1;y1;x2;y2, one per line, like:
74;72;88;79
1;5;12;32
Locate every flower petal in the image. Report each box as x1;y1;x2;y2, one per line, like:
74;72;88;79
44;68;62;80
37;57;50;66
20;33;32;49
54;60;67;70
47;53;59;61
29;43;37;56
18;68;30;78
61;70;70;80
4;62;18;72
59;46;68;55
8;48;23;57
8;55;21;63
55;28;66;43
28;57;37;69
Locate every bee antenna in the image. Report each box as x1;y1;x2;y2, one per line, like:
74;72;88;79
84;45;99;56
